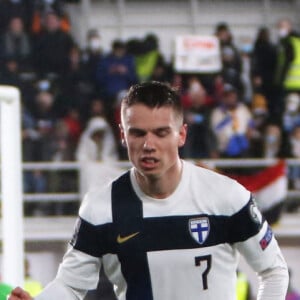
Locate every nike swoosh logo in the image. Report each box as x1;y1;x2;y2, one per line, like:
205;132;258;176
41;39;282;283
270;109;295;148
117;232;140;244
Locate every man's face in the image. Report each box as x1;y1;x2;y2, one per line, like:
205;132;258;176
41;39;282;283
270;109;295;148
223;91;238;109
45;13;61;32
120;103;186;179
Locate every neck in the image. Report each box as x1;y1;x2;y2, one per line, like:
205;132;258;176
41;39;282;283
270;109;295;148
134;159;183;199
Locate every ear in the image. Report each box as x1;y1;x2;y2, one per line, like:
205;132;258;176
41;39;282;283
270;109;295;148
119;124;127;147
178;123;187;147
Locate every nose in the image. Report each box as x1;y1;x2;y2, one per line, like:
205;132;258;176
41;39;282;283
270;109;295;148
143;133;155;151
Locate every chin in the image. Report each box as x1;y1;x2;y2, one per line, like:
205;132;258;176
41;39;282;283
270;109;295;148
138;167;161;178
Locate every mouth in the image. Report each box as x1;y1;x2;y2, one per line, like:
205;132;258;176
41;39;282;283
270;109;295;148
140;157;159;169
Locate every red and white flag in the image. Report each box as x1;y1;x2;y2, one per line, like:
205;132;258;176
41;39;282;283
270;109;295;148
227;160;288;213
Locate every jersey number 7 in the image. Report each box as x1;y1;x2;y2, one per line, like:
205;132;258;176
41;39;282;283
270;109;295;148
194;254;212;290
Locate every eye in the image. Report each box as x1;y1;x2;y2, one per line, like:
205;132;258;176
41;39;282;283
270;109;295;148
128;128;146;137
155;128;170;137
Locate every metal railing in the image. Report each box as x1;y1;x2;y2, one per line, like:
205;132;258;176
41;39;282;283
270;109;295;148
20;159;300;203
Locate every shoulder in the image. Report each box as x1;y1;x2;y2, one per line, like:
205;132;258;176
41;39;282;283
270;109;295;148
186;161;251;215
79;171;127;224
79;183;112;224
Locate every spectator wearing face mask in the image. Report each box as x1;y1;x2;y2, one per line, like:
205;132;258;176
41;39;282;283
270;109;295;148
81;29;103;92
281;93;300;156
282;93;300;133
263;124;282;158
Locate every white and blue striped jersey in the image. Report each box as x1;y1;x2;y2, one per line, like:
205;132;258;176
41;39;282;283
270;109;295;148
37;160;287;300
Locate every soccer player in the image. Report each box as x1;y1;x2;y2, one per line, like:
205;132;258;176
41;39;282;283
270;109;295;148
9;81;288;300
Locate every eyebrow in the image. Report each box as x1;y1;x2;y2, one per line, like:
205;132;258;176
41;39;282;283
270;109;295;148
128;126;171;134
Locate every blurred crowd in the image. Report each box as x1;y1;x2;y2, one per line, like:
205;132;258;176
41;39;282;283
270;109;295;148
1;0;300;213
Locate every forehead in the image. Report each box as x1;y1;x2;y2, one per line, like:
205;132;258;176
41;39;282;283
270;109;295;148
122;103;178;128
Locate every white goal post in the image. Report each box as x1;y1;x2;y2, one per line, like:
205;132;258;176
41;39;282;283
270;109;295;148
0;86;24;287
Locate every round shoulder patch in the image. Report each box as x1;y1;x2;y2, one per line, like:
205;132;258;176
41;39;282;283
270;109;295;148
249;200;263;224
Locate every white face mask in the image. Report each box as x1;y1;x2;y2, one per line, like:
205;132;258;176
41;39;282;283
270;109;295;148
286;101;299;113
278;28;289;38
291;138;300;157
89;38;101;51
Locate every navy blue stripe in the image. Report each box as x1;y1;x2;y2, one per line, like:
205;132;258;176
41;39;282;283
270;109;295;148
71;199;263;256
112;172;153;300
70;218;117;257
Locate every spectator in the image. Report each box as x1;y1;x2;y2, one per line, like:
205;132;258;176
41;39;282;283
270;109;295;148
274;18;300;125
31;90;58;161
282;93;300;134
129;33;165;82
96;39;138;124
31;0;70;34
215;22;243;94
281;93;300;156
0;16;32;71
32;10;74;76
76;115;122;198
0;56;23;87
263;124;282;158
81;29;103;92
51;108;81;163
61;107;82;153
181;77;218;159
21;103;48;215
24;90;57;215
251;27;277;111
210;83;253;157
150;60;172;83
47;115;80;215
247;93;269;157
76;116;118;162
239;37;254;104
22;104;39;163
82;96;106;125
57;45;92;116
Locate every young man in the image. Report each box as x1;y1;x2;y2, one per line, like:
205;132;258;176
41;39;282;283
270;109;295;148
9;81;288;300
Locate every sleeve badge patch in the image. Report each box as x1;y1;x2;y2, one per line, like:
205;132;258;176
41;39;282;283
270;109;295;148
259;226;273;250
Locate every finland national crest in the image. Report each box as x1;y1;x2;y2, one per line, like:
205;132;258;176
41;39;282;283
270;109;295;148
189;217;210;244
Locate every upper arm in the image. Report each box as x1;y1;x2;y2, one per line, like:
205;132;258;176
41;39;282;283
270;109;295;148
235;221;287;273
